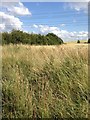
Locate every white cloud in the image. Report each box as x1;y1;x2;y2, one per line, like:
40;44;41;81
1;2;31;16
60;24;65;27
0;11;23;31
59;30;88;41
0;23;5;31
2;0;19;2
68;2;88;13
32;24;88;41
33;24;38;28
33;25;60;34
0;2;31;32
7;2;31;16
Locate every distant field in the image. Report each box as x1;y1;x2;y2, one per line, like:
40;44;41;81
66;40;88;44
2;44;89;118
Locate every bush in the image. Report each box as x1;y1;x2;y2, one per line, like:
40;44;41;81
77;40;80;43
1;30;64;45
88;38;90;43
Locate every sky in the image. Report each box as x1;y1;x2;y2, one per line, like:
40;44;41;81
0;1;88;42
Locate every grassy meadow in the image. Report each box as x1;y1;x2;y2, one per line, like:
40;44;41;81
2;44;89;118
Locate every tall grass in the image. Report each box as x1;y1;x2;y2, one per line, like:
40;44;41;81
2;44;88;118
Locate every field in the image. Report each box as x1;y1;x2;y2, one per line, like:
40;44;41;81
2;44;89;118
67;40;87;44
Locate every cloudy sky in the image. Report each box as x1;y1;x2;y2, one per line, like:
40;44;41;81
0;1;88;41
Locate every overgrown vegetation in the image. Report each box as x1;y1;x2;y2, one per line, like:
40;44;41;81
1;30;63;45
2;44;88;118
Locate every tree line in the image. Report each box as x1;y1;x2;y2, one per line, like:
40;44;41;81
1;29;64;45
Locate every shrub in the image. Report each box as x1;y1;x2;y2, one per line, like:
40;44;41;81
1;30;64;45
77;40;80;43
88;38;90;43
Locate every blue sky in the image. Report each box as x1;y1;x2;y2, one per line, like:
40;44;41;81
0;2;88;41
22;2;88;31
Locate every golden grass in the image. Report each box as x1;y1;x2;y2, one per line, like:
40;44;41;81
2;44;89;118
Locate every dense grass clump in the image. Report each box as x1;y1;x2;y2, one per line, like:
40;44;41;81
2;44;88;118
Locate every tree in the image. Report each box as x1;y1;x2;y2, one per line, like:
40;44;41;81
2;30;64;45
11;29;24;44
88;38;90;43
2;32;12;44
46;33;63;45
77;40;80;43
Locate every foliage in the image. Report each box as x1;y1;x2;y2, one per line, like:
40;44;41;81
88;38;90;43
1;30;63;45
77;40;80;43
